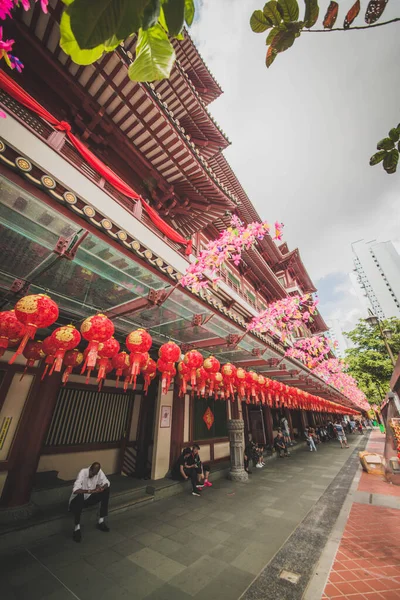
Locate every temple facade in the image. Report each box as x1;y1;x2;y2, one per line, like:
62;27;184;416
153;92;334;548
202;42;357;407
0;1;358;510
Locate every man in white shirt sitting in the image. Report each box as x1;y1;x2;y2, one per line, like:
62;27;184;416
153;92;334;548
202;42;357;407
69;462;110;543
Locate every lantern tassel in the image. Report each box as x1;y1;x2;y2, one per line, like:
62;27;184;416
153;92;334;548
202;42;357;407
62;366;72;385
41;364;50;381
9;326;36;365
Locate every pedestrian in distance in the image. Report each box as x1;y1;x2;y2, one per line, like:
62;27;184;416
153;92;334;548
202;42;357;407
334;420;349;449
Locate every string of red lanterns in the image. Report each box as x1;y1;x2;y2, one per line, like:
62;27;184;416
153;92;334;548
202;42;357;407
0;295;359;414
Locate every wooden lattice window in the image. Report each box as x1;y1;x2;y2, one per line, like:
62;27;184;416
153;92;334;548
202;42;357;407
45;387;132;447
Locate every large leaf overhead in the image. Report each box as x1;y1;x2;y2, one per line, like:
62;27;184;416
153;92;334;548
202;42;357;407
68;0;151;49
128;24;176;81
162;0;185;36
304;0;319;28
250;9;273;32
60;11;107;64
277;0;299;22
365;0;389;24
344;0;360;29
184;0;195;26
323;1;339;29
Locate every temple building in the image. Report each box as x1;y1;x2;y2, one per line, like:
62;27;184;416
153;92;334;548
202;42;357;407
0;1;359;512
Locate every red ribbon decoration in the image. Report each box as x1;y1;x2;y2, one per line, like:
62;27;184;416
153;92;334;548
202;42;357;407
0;70;192;255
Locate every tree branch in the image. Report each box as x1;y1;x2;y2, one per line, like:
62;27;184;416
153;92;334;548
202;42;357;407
303;17;400;32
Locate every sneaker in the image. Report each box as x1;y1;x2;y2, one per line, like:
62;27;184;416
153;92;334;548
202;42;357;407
261;462;266;466
204;480;213;487
73;529;82;543
197;484;205;488
96;522;110;532
192;489;201;497
256;463;262;468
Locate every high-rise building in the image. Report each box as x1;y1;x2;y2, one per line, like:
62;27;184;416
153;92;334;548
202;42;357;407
326;319;349;358
351;239;400;319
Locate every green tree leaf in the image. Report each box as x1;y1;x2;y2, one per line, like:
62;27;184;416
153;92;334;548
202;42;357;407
184;0;195;26
304;0;319;28
128;24;176;82
162;0;185;36
60;10;105;65
266;44;278;67
69;0;151;50
377;137;395;151
266;27;282;44
263;1;283;27
277;0;299;23
273;30;296;52
389;128;400;143
383;148;399;174
250;9;272;32
369;150;386;166
143;0;161;30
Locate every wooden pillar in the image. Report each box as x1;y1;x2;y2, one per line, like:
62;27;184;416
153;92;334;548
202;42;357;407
263;405;274;448
285;407;294;440
300;410;308;431
1;370;61;508
169;379;185;468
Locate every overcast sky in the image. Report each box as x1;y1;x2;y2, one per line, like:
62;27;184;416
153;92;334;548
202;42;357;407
191;0;400;334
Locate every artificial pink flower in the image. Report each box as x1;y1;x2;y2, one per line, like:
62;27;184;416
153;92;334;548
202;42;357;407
0;110;6;118
0;0;14;20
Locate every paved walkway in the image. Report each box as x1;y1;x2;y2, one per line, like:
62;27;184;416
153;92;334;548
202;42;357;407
321;430;400;600
1;434;365;600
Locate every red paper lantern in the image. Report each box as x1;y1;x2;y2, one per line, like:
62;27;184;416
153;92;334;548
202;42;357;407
41;336;58;380
246;371;259;403
157;358;176;395
21;339;45;379
258;375;266;404
62;349;84;384
126;329;152;384
80;314;114;371
177;360;190;395
122;367;131;392
159;341;181;364
97;337;120;381
184;350;203;387
129;351;149;388
10;294;58;363
0;310;26;358
236;367;246;399
112;352;130;387
203;356;220;396
96;358;113;390
196;367;208;397
214;372;224;398
50;325;81;373
142;357;157;394
221;363;236;400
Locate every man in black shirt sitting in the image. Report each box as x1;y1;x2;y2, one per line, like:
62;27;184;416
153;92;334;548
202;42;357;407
171;447;201;496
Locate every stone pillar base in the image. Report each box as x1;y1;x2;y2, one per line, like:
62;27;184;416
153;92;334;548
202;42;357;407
227;419;248;483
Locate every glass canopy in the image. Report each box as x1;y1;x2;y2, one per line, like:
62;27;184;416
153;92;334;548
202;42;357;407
0;175;269;362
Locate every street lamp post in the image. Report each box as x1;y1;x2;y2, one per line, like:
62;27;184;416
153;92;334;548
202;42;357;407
365;308;396;367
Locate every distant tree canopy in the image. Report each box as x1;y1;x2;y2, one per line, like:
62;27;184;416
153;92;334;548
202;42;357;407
344;317;400;405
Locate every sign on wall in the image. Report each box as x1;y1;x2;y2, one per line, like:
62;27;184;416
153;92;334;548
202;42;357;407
0;416;12;450
160;406;171;428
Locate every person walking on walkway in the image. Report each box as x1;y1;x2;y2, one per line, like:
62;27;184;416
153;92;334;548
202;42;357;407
305;427;317;452
334;420;349;449
69;462;110;543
